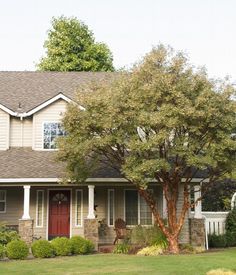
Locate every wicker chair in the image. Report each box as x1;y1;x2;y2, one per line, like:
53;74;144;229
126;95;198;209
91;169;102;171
113;218;130;245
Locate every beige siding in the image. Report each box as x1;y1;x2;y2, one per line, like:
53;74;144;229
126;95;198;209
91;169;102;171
0;109;9;150
0;187;23;224
33;99;67;150
10;117;32;147
177;184;190;244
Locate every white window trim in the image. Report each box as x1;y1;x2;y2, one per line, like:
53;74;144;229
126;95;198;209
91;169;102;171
108;189;115;227
42;121;64;151
124;189;154;226
36;190;44;228
0;190;6;213
75;189;83;227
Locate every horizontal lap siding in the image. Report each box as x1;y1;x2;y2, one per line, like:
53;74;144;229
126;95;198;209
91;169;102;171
10;117;32;147
0;109;9;150
33;99;67;150
0;187;23;225
177;184;190;243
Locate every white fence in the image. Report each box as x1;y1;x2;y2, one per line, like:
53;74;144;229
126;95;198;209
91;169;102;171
202;212;228;235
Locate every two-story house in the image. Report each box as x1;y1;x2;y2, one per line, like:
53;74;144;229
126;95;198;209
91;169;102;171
0;72;204;249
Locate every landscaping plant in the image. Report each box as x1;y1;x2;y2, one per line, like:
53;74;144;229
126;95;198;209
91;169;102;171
70;236;94;255
31;240;54;258
6;240;29;260
51;237;72;256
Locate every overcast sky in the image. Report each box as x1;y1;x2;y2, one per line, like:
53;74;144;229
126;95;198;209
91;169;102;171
0;0;235;80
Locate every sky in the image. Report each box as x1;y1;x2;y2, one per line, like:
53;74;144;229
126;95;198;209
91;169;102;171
0;0;236;80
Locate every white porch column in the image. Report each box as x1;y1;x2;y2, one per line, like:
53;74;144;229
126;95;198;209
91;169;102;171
194;185;202;219
87;185;95;219
22;185;31;220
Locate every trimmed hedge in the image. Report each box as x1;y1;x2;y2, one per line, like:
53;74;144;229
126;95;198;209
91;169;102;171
31;240;54;258
6;240;29;259
51;237;72;256
70;236;94;255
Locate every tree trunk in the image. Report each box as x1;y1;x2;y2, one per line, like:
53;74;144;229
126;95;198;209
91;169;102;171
167;236;179;254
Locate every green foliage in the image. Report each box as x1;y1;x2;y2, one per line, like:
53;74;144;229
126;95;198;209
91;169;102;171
137;244;165;256
37;16;114;72
0;244;5;258
130;225;168;248
208;234;227;248
59;44;236;252
51;237;72;256
69;236;94;255
226;208;236;233
31;240;54;258
0;223;20;245
6;240;29;259
202;180;236;211
113;243;131;254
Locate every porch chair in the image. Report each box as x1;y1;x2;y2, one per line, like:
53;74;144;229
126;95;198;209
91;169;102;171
113;218;130;245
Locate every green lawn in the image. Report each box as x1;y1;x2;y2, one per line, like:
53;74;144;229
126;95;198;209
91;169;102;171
1;248;236;275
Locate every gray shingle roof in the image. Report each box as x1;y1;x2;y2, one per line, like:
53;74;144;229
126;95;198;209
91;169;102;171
0;71;114;113
0;148;121;179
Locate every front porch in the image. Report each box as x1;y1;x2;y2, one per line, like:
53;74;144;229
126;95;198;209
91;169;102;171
0;182;204;248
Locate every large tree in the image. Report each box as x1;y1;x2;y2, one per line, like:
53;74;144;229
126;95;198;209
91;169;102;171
37;16;114;71
58;45;236;253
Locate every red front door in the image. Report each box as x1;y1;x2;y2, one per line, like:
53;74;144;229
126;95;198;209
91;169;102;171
48;190;70;240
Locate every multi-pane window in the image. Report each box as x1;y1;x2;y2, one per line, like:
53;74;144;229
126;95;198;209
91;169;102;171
108;189;115;226
0;190;6;213
36;190;44;227
125;190;152;226
75;190;83;226
43;122;66;149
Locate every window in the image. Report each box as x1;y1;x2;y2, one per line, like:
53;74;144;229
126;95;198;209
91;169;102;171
43;122;66;149
36;190;44;227
0;190;6;213
125;190;152;226
108;189;115;226
75;190;83;227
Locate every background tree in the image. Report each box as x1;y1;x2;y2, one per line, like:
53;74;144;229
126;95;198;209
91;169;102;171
202;180;236;211
37;16;114;71
58;45;236;253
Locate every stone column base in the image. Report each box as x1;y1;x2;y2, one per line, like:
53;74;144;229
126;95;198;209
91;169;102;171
189;218;205;248
18;219;34;245
84;218;98;251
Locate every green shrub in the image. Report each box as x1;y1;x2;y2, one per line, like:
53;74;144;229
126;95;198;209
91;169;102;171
0;244;5;258
113;243;130;254
70;236;94;255
130;225;168;248
0;223;20;246
208;234;227;248
226;208;236;233
137;244;164;256
51;237;72;256
31;240;54;258
226;231;236;247
6;240;29;259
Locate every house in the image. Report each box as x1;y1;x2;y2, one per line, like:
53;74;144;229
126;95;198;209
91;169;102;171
0;72;205;248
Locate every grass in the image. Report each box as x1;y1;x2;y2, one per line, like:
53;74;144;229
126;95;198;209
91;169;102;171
0;248;236;275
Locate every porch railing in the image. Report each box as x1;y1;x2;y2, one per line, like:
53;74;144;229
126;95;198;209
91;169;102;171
202;212;228;235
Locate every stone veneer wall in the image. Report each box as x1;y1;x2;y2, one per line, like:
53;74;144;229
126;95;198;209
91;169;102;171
84;219;98;251
189;218;205;247
18;219;34;245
